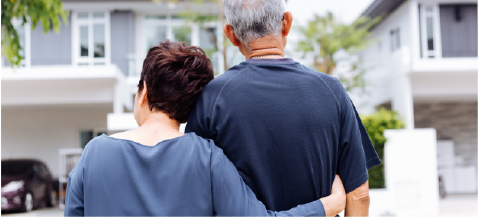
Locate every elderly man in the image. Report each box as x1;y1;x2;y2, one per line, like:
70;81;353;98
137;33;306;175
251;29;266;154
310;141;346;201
186;0;381;216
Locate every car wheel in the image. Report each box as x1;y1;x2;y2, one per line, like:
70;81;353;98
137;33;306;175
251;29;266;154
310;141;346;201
46;190;56;207
23;193;33;212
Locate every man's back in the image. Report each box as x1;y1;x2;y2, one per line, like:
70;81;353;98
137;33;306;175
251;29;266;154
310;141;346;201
186;58;380;211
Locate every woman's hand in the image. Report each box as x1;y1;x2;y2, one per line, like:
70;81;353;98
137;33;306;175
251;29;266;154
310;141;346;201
320;175;346;217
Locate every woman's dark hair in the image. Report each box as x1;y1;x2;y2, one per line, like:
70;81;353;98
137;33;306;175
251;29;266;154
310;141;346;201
138;40;214;123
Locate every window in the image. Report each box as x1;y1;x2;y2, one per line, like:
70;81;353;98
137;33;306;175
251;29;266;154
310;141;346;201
8;19;31;67
439;4;478;57
172;26;192;44
143;15;194;50
140;15;222;75
199;27;219;73
80;129;107;149
390;28;400;52
79;130;93;149
420;5;440;58
73;12;110;66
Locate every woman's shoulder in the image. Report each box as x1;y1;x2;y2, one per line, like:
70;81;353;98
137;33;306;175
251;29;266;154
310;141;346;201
81;134;120;153
186;133;226;161
185;132;215;147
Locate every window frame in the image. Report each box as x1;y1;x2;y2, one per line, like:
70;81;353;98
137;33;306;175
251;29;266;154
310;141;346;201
135;14;224;76
10;19;31;67
390;28;401;52
420;4;443;59
71;11;111;66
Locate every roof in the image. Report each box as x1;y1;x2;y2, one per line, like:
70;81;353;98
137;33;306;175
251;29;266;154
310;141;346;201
361;0;406;21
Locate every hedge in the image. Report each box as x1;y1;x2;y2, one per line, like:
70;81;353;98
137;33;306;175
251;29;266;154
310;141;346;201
360;107;405;189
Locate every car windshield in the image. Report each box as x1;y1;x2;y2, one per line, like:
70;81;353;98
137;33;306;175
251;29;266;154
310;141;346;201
1;161;32;176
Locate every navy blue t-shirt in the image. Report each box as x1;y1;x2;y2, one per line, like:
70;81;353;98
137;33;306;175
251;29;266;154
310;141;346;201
186;58;381;211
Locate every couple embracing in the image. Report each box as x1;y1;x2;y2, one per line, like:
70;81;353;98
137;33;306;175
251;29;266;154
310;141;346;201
65;0;380;216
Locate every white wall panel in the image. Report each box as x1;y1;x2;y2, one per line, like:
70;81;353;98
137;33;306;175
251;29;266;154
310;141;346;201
1;106;112;177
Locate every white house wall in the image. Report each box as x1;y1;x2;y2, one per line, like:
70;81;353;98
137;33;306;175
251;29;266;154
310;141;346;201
359;0;415;127
30;15;72;66
1;105;112;177
411;71;477;101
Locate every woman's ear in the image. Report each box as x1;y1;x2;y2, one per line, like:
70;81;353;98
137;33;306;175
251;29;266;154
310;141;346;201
139;81;148;107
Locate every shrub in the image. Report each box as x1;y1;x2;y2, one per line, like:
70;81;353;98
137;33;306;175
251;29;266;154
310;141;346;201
360;107;405;188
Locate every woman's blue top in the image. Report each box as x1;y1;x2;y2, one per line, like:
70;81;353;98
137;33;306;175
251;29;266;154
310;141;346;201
64;133;326;216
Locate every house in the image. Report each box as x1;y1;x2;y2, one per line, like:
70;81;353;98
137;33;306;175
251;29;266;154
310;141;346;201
1;0;228;178
359;0;477;195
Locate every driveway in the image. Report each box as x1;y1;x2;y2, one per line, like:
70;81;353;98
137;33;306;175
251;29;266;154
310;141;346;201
2;194;476;217
440;194;477;217
1;207;63;216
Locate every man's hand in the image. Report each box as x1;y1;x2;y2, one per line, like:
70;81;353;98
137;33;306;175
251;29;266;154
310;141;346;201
344;181;370;216
320;175;346;217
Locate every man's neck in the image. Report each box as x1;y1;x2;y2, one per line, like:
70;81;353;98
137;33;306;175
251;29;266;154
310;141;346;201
245;35;286;59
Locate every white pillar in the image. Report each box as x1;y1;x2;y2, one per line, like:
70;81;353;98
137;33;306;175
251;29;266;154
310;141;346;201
409;0;421;61
392;74;415;129
113;81;123;114
384;129;439;217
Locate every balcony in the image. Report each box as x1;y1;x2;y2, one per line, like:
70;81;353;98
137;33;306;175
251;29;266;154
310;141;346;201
1;64;132;111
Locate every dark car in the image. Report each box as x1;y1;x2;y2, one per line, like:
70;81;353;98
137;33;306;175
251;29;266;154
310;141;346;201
1;159;56;212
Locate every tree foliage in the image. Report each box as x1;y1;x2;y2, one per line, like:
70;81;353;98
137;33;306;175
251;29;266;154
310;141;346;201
1;0;68;67
360;107;405;188
296;12;381;91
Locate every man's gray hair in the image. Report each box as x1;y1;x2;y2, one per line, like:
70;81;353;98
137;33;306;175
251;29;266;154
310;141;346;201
223;0;286;46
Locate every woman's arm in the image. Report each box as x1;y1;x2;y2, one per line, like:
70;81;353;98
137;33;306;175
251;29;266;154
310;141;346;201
64;171;85;216
64;141;92;216
210;143;346;216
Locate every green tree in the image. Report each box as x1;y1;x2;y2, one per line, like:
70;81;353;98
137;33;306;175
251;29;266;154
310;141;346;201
296;12;381;91
360;107;405;188
1;0;68;67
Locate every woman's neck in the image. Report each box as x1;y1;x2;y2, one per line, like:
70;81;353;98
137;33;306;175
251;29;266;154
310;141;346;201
140;112;181;131
110;112;183;146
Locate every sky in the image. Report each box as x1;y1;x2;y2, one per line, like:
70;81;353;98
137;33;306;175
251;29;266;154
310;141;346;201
286;0;375;25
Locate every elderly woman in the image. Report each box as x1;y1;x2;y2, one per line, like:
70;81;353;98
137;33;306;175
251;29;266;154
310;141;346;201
64;41;345;216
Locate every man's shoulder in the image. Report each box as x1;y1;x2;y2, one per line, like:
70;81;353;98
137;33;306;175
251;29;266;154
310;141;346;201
295;63;347;96
201;64;248;96
297;64;340;85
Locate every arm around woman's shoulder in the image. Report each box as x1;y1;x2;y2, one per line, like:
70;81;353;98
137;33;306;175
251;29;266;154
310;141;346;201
208;140;327;216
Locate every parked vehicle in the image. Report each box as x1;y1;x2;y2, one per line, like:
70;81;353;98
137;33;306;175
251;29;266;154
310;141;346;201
1;159;56;212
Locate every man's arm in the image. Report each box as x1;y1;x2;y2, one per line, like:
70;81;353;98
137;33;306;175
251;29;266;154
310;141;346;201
344;181;370;216
210;143;346;216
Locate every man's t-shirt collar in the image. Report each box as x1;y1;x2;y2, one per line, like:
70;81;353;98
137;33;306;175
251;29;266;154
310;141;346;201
245;58;295;64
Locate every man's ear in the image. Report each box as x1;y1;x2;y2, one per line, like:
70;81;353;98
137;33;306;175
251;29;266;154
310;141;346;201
224;24;241;46
282;11;293;37
139;81;148;107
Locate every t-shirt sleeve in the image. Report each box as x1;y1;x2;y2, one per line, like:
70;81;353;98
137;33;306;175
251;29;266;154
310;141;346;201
350;100;382;169
185;91;214;139
209;141;326;216
64;147;88;216
336;98;370;193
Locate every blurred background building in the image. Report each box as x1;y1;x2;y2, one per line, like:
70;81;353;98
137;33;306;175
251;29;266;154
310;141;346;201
2;0;227;179
1;0;477;216
359;0;477;194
